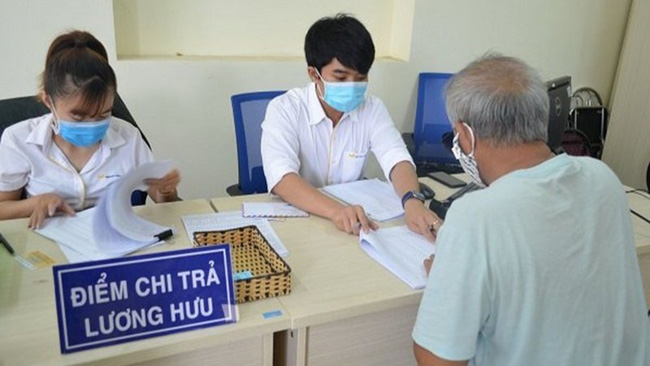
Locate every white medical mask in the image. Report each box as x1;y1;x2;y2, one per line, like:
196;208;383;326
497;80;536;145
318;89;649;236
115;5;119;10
452;123;486;188
314;69;368;113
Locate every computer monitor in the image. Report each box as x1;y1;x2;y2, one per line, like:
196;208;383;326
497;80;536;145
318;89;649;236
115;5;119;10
412;73;459;172
546;76;571;152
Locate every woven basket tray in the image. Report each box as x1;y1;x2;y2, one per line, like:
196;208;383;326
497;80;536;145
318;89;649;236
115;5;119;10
193;225;291;304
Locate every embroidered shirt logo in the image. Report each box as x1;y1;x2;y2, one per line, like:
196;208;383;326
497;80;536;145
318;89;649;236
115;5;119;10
98;173;122;180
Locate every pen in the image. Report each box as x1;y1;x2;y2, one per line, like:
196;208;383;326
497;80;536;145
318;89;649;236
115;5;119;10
0;233;15;256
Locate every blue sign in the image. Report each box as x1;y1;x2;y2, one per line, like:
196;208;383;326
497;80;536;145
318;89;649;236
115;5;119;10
52;245;237;354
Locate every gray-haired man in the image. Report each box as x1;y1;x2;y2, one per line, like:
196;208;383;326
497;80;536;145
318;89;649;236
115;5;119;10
412;54;649;366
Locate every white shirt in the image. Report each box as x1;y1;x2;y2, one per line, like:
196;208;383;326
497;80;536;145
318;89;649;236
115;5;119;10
412;154;650;365
0;114;153;210
261;83;413;190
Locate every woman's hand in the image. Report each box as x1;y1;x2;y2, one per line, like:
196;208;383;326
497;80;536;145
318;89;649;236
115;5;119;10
145;169;181;202
29;193;75;229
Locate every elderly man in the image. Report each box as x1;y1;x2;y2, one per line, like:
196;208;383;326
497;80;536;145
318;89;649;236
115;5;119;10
412;54;649;366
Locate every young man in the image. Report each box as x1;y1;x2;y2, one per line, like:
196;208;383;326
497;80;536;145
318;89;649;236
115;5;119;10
412;54;650;365
261;14;439;239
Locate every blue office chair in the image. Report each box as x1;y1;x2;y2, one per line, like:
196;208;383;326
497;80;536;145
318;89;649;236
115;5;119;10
0;94;149;205
227;90;286;196
413;73;456;164
403;73;460;176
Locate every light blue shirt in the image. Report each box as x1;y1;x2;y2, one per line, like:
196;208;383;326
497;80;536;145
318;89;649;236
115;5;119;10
413;154;650;365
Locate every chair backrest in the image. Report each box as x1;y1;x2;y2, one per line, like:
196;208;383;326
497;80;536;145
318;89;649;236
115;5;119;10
412;73;457;165
0;94;150;148
561;128;592;157
0;93;149;205
231;90;285;194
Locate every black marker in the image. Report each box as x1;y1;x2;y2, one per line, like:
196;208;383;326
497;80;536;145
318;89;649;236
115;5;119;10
154;229;174;241
0;233;15;256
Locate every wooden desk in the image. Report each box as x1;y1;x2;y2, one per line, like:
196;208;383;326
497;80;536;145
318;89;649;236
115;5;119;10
0;199;290;366
211;195;424;366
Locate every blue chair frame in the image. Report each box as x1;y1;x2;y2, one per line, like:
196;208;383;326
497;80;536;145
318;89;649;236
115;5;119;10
412;72;457;166
228;90;286;196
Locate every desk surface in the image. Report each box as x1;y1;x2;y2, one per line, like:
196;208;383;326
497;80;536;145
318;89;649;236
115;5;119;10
0;199;290;366
210;194;425;330
2;180;647;365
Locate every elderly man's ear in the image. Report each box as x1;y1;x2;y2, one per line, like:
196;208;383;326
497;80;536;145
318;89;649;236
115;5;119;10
453;121;474;155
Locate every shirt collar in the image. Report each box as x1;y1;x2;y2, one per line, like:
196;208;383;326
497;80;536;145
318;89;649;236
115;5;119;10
25;114;55;147
102;118;126;149
25;114;126;149
306;82;360;126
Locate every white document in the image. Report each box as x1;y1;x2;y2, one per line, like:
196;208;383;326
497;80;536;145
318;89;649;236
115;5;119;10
182;212;288;257
323;179;404;222
93;161;173;252
359;226;435;289
36;161;175;263
242;202;309;218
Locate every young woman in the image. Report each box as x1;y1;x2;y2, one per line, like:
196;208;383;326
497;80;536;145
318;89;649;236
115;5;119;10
0;30;180;228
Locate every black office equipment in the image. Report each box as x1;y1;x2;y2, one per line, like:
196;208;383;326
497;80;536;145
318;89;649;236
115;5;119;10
571;106;608;158
561;128;592;157
546;76;572;153
428;171;466;188
419;183;435;200
428;182;482;219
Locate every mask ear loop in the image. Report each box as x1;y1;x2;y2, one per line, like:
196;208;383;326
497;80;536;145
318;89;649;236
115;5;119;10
49;100;61;134
462;122;478;156
313;68;327;100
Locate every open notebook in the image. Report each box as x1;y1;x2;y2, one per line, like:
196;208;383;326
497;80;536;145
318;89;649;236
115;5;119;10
359;226;435;289
323;179;404;222
242;202;309;218
36;161;175;263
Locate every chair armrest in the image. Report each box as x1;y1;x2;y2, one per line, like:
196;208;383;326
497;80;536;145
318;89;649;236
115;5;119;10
226;184;244;196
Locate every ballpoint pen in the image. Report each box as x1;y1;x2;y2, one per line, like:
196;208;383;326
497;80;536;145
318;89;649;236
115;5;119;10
0;233;15;256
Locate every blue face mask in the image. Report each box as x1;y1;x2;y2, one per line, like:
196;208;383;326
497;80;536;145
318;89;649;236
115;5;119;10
316;70;368;113
52;108;111;147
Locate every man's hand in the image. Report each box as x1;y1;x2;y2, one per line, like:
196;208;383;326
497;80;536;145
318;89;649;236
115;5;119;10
29;193;75;229
423;254;435;275
330;205;378;235
404;199;442;242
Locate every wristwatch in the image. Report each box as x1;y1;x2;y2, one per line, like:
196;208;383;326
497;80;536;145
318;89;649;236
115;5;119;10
401;190;426;208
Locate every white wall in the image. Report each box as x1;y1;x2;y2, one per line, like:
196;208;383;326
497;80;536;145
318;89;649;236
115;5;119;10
113;0;411;59
602;0;650;189
0;0;632;199
0;0;117;96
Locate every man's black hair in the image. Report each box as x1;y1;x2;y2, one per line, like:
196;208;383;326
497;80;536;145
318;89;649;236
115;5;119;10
304;14;375;75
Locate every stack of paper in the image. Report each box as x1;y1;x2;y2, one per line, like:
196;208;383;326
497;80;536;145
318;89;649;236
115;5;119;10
359;226;435;289
36;162;175;263
242;202;309;218
182;212;289;257
323;179;403;222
